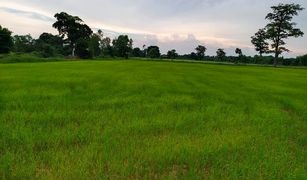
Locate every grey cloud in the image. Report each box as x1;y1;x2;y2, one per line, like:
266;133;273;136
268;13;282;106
0;7;54;22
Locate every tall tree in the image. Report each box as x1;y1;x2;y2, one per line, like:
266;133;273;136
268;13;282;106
235;48;243;57
13;34;35;53
112;35;132;59
101;37;113;57
35;33;64;57
89;30;104;57
195;45;207;60
0;25;13;54
216;48;226;60
53;12;93;57
235;48;243;64
147;46;160;58
265;3;304;66
75;39;92;59
132;47;143;57
251;28;269;56
167;49;178;59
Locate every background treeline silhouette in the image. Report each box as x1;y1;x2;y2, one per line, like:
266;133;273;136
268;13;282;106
0;3;306;66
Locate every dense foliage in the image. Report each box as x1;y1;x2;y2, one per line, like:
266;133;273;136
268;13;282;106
252;3;304;66
0;25;13;53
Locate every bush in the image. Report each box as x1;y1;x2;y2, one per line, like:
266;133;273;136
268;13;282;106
75;39;92;59
297;54;307;66
0;53;64;63
39;44;56;58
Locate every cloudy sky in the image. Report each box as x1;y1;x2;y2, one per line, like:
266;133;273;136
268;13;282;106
0;0;306;57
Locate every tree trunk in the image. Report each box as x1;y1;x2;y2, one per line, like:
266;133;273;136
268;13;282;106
274;46;279;67
274;37;280;67
274;30;281;67
71;43;75;57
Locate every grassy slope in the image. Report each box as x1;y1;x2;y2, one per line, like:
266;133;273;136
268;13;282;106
0;60;306;179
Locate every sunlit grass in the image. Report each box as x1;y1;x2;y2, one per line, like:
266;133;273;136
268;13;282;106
0;60;306;179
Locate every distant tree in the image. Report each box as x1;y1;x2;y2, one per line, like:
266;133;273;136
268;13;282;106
13;34;35;53
142;44;147;56
0;25;13;54
88;30;104;57
53;12;93;57
38;33;63;45
235;48;243;57
147;46;160;58
216;48;226;60
101;37;111;48
128;39;133;51
234;48;243;64
190;52;198;60
132;47;143;57
75;39;92;59
101;37;113;57
36;33;63;57
265;3;304;66
251;28;269;56
195;45;207;60
167;49;178;59
296;54;307;66
89;34;101;57
112;35;132;58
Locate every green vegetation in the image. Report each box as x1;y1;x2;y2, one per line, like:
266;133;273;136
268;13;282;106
0;25;13;54
257;3;304;66
0;60;306;179
0;53;65;64
1;3;306;66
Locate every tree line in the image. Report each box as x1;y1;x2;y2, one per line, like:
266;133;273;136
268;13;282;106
0;3;306;66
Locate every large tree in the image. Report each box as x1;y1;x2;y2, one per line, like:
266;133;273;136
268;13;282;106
0;25;13;54
251;28;269;56
195;45;207;60
235;48;243;57
167;49;178;59
13;34;35;53
36;32;64;57
89;30;104;57
265;3;304;66
53;12;93;57
216;48;226;60
132;47;143;57
101;37;113;57
147;46;160;58
112;35;132;58
235;48;243;64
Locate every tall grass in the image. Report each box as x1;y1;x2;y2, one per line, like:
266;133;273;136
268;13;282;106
0;60;306;179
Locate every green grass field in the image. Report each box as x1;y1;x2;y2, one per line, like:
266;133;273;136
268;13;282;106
0;60;306;179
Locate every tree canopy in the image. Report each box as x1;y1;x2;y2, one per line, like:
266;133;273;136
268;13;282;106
13;34;35;53
167;49;178;59
53;12;93;57
0;25;13;54
147;46;161;58
112;35;133;58
235;48;243;57
216;49;226;60
251;29;269;56
195;45;207;60
265;3;304;66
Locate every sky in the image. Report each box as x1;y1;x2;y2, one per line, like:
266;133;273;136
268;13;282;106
0;0;306;57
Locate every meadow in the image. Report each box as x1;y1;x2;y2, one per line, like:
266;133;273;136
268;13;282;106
0;59;306;179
